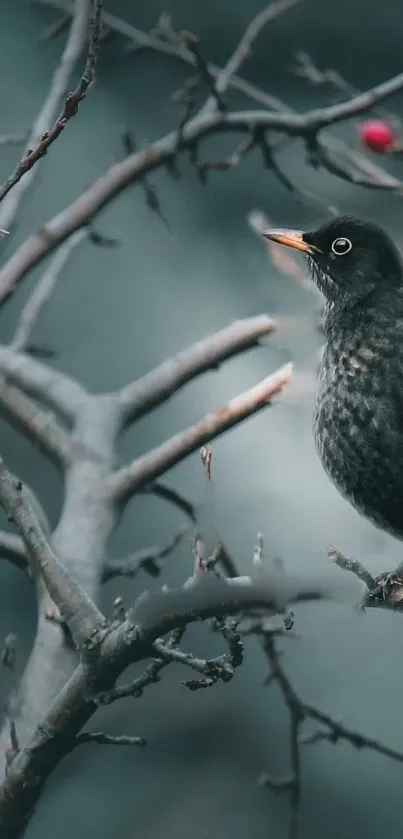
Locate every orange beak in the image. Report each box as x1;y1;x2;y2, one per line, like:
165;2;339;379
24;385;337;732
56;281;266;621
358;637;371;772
262;229;320;255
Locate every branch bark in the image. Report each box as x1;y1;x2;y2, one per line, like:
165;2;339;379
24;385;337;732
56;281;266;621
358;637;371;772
0;457;105;645
118;315;277;426
0;382;73;467
0;346;87;420
1;70;403;298
0;557;335;838
0;0;98;232
108;362;293;505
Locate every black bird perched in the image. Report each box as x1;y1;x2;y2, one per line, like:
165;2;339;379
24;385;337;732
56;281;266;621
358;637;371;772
263;216;403;540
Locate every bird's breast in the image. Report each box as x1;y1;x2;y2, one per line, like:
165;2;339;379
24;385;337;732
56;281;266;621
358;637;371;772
313;331;403;538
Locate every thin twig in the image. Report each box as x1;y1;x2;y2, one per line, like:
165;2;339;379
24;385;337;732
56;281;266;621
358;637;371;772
2;70;403;300
11;229;87;352
0;0;102;216
102;527;187;582
200;0;303;116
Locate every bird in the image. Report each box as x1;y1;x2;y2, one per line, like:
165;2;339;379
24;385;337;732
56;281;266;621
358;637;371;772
262;215;403;541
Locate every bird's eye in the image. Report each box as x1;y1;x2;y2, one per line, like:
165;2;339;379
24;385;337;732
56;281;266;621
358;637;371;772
331;237;352;256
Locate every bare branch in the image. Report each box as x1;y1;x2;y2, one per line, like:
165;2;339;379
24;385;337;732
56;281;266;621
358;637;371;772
0;0;102;233
35;0;288;110
260;634;403;838
118;315;277;427
0;381;73;467
36;1;403;192
153;621;243;691
2;69;403;297
0;459;105;647
181;32;227;113
102;527;187;582
131;564;330;642
200;0;303;115
0;346;87;420
108;363;293;505
0;554;376;834
11;229;87;353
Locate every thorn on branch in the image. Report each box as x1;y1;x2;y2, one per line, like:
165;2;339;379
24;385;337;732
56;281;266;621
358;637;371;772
88;229;120;247
121;130;170;229
200;445;213;480
196;135;255;182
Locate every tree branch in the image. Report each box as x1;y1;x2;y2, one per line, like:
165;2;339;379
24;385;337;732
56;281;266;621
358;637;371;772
0;382;73;467
2;70;403;298
199;0;303;116
0;554;333;837
11;229;87;353
0;457;105;647
0;0;101;234
102;527;186;582
108;362;293;505
118;315;277;427
0;346;87;420
36;0;403;193
259;634;403;839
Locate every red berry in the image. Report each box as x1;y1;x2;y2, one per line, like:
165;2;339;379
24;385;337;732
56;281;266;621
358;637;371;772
359;120;395;152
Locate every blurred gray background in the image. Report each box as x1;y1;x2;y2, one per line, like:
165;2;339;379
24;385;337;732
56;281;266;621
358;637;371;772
1;1;403;837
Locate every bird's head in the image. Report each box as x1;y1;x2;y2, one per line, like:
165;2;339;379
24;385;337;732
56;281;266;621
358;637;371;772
263;216;403;304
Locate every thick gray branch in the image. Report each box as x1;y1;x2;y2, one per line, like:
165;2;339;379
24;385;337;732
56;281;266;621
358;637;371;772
0;457;105;645
0;382;73;467
0;561;338;837
0;346;87;420
108;363;293;505
0;394;121;778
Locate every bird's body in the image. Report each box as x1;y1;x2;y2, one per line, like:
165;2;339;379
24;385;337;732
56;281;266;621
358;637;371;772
263;216;403;540
315;288;403;538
